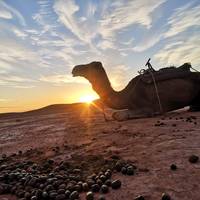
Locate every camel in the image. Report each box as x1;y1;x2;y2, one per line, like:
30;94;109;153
72;61;200;121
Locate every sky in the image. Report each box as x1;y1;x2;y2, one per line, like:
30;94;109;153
0;0;200;113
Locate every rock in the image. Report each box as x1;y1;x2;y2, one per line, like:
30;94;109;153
111;180;121;189
65;190;71;198
42;191;48;198
24;192;31;199
189;155;199;163
91;184;100;192
115;160;124;172
134;195;145;200
69;191;79;200
58;189;65;194
56;194;66;200
170;164;177;170
98;195;106;200
99;175;107;182
121;167;127;175
100;185;109;193
31;196;37;200
127;166;134;175
82;183;89;191
105;179;111;186
49;192;58;199
86;191;94;200
96;179;103;186
162;193;171;200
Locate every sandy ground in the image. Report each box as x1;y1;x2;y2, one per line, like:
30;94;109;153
0;104;200;200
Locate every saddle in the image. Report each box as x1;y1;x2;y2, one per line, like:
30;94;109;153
140;63;192;84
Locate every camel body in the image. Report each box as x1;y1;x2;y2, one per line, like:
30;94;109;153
72;62;200;120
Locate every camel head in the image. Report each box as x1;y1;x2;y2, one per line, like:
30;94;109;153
72;61;104;81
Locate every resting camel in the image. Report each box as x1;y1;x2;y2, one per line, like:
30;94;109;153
72;61;200;121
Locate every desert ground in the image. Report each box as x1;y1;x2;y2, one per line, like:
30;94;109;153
0;103;200;200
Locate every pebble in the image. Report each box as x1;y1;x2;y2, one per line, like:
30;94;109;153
86;191;94;200
100;185;109;193
189;155;199;163
121;167;127;175
162;193;171;200
91;184;100;192
170;164;177;170
98;195;106;200
111;180;121;189
127;166;134;175
56;194;66;200
69;191;79;200
134;196;145;200
82;183;89;191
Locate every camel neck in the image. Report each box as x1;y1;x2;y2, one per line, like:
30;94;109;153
88;72;128;109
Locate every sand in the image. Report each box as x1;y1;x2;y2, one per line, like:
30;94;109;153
0;104;200;200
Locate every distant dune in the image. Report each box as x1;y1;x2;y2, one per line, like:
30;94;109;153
0;99;103;119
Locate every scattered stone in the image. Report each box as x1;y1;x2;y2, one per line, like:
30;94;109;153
91;184;100;192
98;195;106;200
162;193;171;200
82;183;89;191
111;180;121;189
189;155;199;163
170;164;177;171
69;191;79;200
100;185;109;193
127;166;134;175
134;195;145;200
121;167;127;175
86;191;94;200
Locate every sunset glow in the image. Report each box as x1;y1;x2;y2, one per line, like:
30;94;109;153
79;95;97;104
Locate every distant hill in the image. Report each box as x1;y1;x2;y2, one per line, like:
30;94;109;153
0;99;103;119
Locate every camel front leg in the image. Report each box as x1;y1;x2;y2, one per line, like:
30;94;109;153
112;109;157;121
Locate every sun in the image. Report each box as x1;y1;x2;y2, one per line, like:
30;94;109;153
79;95;96;104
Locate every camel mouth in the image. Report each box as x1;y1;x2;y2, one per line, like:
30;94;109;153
72;66;80;77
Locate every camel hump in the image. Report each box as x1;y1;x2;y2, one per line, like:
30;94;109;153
141;63;192;84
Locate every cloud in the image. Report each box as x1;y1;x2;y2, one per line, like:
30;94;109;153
99;0;166;39
0;0;26;25
40;74;88;85
165;3;200;38
154;34;200;68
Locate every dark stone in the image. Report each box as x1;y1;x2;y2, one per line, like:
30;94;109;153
31;196;37;200
170;164;177;170
105;179;111;186
91;184;100;192
82;183;89;191
49;192;58;199
111;180;121;189
189;155;199;163
69;191;79;200
42;191;48;199
98;195;106;200
100;185;109;193
134;195;145;200
121;167;127;175
162;193;171;200
86;191;94;200
99;175;107;182
65;190;71;198
127;166;134;175
58;189;65;194
56;194;66;200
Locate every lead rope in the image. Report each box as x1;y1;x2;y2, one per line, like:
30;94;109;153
191;66;200;73
149;70;164;114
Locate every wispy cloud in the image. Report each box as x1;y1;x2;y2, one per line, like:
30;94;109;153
0;0;26;25
40;74;88;86
165;3;200;38
154;34;200;67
